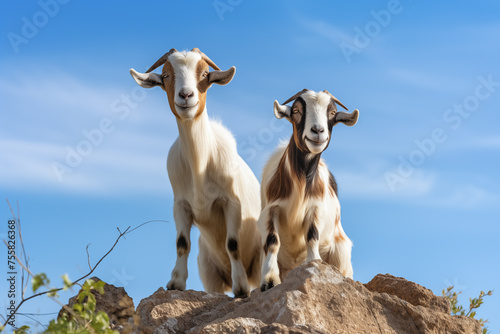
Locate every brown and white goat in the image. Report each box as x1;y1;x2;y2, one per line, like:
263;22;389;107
259;89;358;291
130;48;261;297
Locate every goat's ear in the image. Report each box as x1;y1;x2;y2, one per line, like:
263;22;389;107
208;66;236;86
130;68;163;88
274;100;292;121
333;109;359;127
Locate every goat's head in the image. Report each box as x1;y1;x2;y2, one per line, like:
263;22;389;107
274;89;359;154
130;48;236;120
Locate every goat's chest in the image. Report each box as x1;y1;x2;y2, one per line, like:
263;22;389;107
276;199;314;251
183;169;232;225
277;204;309;267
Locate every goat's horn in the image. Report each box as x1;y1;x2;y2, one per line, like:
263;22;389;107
191;48;221;71
146;48;178;73
282;89;308;105
323;90;348;111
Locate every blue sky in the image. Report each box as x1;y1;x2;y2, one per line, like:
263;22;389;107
1;0;499;331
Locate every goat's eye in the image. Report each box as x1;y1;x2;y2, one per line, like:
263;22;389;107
163;74;170;80
202;71;208;78
292;109;299;114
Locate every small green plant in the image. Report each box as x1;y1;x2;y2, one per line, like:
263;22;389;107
45;278;118;334
442;285;493;334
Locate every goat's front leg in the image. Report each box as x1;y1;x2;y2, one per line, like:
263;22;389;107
224;199;250;298
167;199;193;291
260;206;281;292
304;206;321;262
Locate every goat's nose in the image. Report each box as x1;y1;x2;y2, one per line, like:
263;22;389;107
311;125;325;134
179;89;194;100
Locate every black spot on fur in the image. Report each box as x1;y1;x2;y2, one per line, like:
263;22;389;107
307;224;319;242
263;233;278;254
329;171;338;197
227;238;238;252
176;236;188;251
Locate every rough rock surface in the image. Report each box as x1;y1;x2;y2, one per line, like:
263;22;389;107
135;260;481;334
364;273;451;314
59;276;138;333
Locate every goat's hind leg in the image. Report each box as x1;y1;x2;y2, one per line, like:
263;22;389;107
198;239;230;293
322;239;353;279
167;199;193;290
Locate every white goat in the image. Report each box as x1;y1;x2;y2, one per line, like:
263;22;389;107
259;89;358;291
130;48;261;298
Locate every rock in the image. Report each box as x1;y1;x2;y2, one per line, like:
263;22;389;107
135;261;482;334
364;273;451;314
135;288;232;334
59;277;138;333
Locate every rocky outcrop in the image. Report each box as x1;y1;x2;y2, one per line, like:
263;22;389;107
60;263;481;333
59;276;138;333
135;261;481;333
364;273;451;314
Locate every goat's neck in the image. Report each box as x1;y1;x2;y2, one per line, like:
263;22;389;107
176;108;215;174
287;137;322;190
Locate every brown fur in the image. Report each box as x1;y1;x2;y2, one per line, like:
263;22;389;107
195;59;210;119
161;61;179;119
161;58;212;120
266;150;293;203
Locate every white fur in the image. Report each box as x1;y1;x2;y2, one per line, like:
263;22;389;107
259;144;353;286
260;91;354;291
302;91;331;153
131;50;262;297
167;111;262;296
169;52;203;118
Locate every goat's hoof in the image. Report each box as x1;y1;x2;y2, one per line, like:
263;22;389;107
166;281;185;291
260;279;275;292
233;288;249;298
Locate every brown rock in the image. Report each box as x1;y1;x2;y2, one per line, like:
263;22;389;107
136;261;481;334
59;277;137;333
364;273;451;314
135;288;232;334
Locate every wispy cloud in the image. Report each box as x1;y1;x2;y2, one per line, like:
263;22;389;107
296;17;351;45
386;68;468;94
0;65;177;196
444;135;500;151
0;137;171;195
337;168;436;200
426;183;500;210
0;67;122;119
335;163;499;210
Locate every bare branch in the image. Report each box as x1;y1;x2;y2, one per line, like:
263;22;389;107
2;226;131;329
86;244;92;271
126;219;169;234
3;240;33;276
